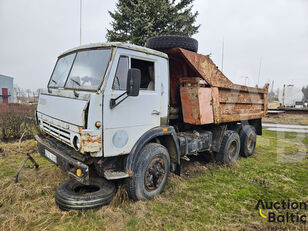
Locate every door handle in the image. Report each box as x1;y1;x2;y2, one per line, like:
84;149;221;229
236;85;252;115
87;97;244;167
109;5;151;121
152;110;160;115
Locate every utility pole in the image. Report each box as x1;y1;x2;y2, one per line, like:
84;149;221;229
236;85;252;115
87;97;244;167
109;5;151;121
257;57;262;87
282;84;286;107
80;0;82;45
241;76;249;86
221;38;224;72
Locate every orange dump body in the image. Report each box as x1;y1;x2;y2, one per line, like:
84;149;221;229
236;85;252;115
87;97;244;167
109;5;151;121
165;48;269;125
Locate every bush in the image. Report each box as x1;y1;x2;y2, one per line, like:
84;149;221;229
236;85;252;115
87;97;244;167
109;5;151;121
0;104;38;141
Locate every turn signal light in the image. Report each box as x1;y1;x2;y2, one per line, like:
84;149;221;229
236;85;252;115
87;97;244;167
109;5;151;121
95;121;102;128
76;169;82;177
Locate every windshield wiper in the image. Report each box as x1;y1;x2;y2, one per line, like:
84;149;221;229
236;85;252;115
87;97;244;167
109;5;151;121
70;79;81;86
51;79;57;85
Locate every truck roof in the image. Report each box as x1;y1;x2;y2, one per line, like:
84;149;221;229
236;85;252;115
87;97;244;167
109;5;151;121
60;42;168;59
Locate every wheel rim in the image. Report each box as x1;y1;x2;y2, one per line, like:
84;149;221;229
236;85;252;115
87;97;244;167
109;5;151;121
228;140;238;160
247;134;254;151
144;157;166;191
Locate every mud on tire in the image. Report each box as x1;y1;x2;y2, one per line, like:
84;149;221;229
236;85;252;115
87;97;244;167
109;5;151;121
215;130;240;165
126;143;170;201
240;125;257;157
145;35;198;52
55;177;117;211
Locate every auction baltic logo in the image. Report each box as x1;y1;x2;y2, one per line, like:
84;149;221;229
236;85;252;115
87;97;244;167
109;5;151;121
256;200;307;223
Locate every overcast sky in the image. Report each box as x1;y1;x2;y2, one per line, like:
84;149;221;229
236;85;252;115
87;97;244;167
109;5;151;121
0;0;307;91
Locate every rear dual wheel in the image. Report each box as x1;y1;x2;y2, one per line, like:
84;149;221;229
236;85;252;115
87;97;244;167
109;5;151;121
240;125;257;157
215;130;240;165
216;126;257;164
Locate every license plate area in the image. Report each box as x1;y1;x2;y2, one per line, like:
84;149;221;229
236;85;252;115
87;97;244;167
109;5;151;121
45;149;57;163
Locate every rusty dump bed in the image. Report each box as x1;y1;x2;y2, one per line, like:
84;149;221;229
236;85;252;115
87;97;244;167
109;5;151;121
165;48;269;125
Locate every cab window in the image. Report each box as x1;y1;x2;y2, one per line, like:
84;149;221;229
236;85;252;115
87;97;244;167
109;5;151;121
131;58;155;91
112;56;129;90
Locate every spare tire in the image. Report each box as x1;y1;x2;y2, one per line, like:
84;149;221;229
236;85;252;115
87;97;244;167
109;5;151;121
55;178;117;211
145;35;198;52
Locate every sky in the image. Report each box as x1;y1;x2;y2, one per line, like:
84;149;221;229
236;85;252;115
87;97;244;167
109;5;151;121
0;0;307;91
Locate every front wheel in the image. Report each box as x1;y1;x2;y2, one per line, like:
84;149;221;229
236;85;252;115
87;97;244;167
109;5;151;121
126;143;170;201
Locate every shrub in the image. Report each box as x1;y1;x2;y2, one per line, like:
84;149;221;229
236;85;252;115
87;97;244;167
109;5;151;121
0;104;38;141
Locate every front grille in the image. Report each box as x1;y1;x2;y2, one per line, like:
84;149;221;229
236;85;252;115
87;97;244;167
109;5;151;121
42;121;71;144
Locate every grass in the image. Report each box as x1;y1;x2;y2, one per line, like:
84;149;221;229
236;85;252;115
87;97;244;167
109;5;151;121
0;130;307;231
263;114;308;125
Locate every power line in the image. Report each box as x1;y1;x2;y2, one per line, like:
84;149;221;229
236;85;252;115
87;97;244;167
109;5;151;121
257;57;262;87
80;0;82;45
221;37;224;72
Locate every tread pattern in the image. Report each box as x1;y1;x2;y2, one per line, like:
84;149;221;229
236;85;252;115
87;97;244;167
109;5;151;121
126;143;170;201
216;130;240;165
145;35;198;52
55;178;117;210
239;125;257;157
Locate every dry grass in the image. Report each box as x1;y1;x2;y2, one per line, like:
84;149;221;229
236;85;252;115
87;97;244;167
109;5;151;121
0;104;38;141
263;114;308;125
0;131;307;230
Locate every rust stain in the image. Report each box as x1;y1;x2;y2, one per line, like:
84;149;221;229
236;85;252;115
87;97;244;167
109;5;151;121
180;77;214;125
81;133;102;152
128;170;133;177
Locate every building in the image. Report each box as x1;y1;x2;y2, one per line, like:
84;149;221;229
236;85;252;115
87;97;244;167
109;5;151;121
0;74;14;103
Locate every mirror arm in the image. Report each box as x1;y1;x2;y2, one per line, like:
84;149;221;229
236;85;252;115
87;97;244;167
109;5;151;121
110;91;128;109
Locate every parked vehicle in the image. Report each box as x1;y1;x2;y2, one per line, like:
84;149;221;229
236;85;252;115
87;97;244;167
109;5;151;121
295;101;304;109
35;36;269;210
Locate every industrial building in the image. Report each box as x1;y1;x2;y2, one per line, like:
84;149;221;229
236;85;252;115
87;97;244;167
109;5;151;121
0;74;14;103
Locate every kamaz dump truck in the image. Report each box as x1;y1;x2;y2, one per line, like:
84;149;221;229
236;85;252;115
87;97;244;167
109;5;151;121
35;36;269;210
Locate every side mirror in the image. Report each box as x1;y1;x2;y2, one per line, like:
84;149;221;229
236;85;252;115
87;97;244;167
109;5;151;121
126;68;141;96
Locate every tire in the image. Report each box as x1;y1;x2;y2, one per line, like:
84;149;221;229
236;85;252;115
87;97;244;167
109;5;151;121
240;125;257;157
145;35;198;52
126;143;170;201
215;130;240;165
55;177;117;211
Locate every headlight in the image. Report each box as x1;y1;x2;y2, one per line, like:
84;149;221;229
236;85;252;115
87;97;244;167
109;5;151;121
73;136;81;151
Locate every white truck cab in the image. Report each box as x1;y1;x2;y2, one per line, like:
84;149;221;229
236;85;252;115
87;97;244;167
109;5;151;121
37;43;169;157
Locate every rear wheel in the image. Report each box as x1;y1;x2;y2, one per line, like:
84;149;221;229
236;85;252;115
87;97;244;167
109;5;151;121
240;125;257;157
215;130;240;165
126;143;170;201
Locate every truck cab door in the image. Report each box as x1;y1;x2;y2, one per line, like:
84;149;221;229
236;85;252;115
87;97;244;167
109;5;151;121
103;50;161;157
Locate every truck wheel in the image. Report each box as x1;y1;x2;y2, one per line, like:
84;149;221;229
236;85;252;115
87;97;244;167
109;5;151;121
215;130;240;165
145;35;198;52
126;143;170;201
55;177;117;211
240;125;257;157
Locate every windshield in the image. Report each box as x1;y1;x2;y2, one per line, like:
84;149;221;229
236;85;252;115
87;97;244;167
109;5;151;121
49;48;112;90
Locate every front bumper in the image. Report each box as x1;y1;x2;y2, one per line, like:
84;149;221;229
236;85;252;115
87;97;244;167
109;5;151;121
35;135;90;185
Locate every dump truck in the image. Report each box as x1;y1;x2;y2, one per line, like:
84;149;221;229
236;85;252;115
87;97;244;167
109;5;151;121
35;36;269;210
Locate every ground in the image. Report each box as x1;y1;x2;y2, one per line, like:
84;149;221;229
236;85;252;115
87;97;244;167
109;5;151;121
263;114;308;125
0;130;307;231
